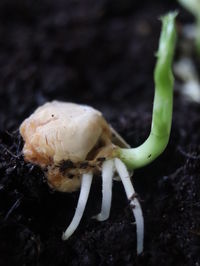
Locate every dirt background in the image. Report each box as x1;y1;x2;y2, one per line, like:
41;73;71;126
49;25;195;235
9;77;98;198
0;0;200;265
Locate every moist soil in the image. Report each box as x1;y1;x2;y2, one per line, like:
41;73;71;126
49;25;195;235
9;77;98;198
0;1;200;265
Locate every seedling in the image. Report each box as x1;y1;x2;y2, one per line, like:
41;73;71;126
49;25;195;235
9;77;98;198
178;0;200;55
20;13;177;255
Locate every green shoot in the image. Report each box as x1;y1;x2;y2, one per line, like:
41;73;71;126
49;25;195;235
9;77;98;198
178;0;200;55
117;12;177;170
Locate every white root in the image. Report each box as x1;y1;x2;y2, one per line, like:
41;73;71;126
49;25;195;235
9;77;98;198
94;159;114;221
114;158;144;255
62;172;93;240
62;158;144;255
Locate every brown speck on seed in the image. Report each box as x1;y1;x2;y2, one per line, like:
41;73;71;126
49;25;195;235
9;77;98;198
79;162;89;169
97;157;106;162
58;160;74;173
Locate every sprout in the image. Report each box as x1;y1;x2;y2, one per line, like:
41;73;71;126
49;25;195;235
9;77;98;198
20;12;177;255
178;0;200;55
117;12;177;170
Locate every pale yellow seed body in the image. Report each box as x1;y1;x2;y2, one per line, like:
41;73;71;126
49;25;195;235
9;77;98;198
20;101;112;192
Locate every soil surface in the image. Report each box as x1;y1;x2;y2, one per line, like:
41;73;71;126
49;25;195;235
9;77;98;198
0;0;200;265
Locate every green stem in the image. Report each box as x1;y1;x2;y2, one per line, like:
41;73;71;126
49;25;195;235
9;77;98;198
118;12;177;170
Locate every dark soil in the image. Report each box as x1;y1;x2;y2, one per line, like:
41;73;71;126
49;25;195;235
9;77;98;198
0;0;200;265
